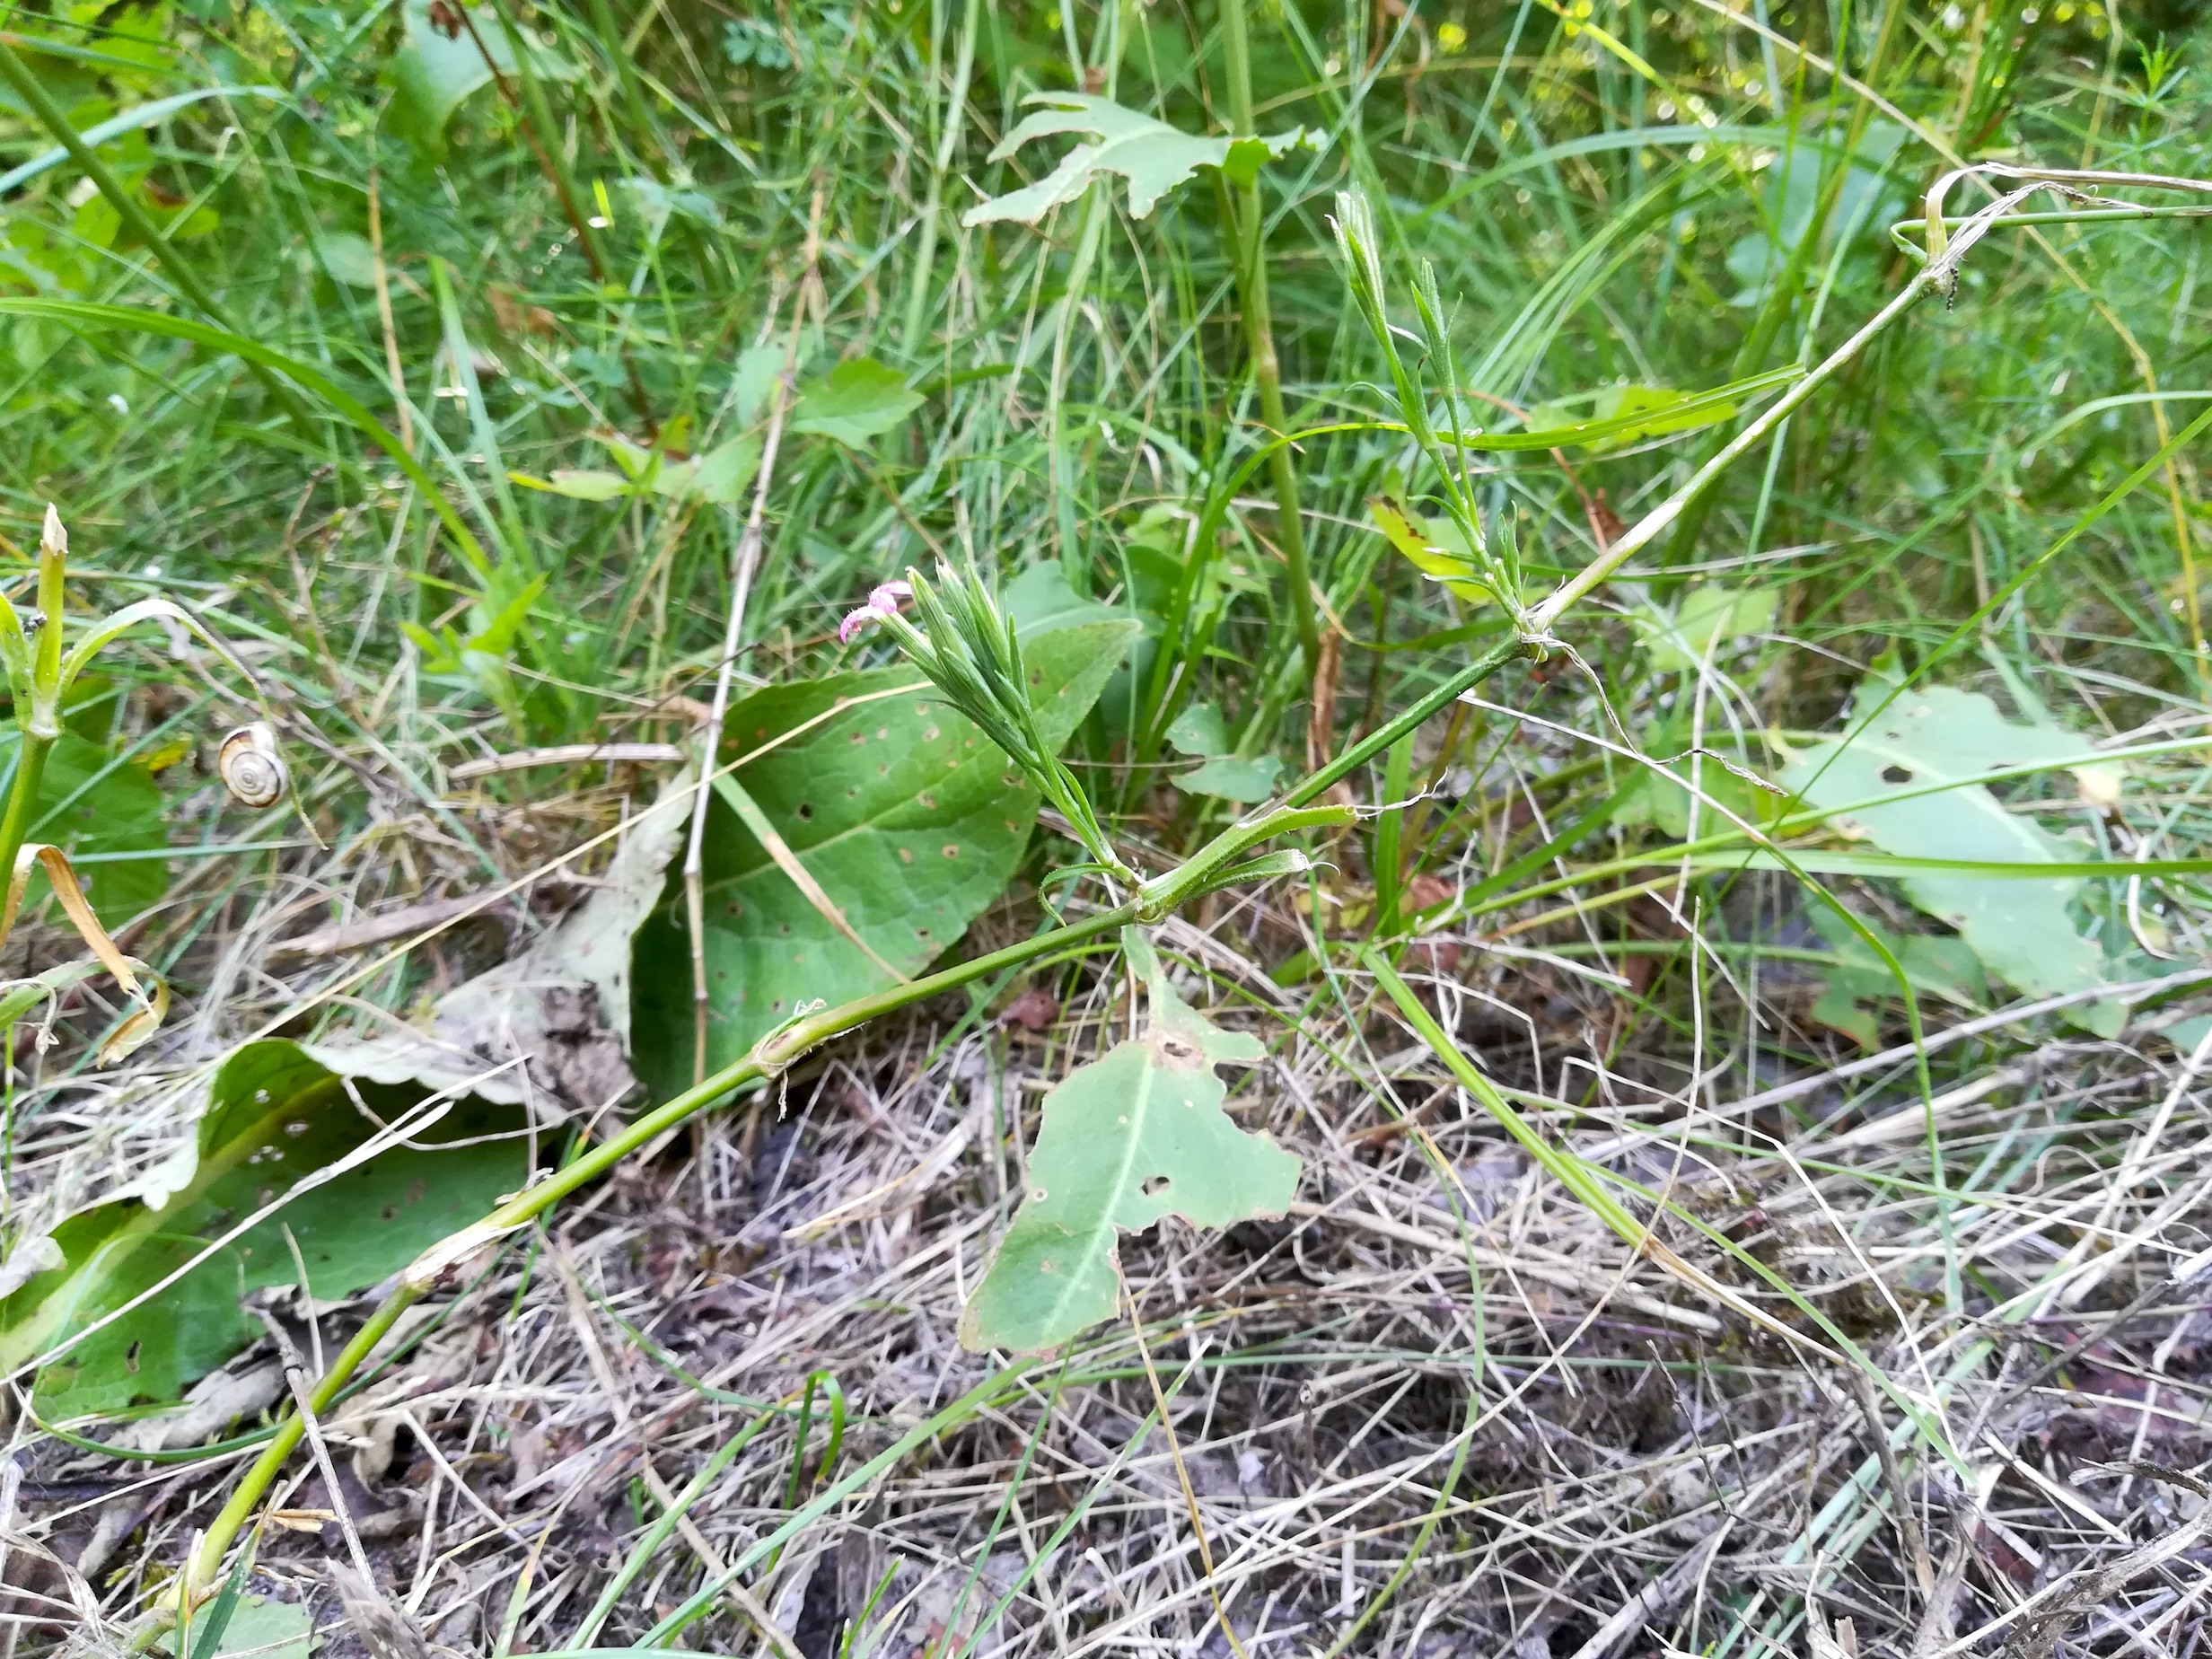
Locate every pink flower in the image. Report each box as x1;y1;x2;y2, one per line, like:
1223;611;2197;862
837;579;913;644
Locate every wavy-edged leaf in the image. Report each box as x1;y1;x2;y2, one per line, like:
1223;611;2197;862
964;93;1312;226
961;928;1298;1353
628;620;1138;1098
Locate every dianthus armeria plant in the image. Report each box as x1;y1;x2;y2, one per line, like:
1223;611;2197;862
159;166;2212;1639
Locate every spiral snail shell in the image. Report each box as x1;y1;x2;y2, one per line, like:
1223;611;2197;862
218;723;289;809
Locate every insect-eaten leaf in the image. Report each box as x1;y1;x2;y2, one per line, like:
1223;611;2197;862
0;1040;528;1418
961;927;1298;1353
1803;905;1982;1049
628;620;1137;1100
1636;584;1777;672
1784;673;2123;1033
964;93;1312;226
789;357;922;446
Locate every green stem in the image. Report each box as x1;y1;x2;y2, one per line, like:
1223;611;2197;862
1220;0;1318;672
0;733;54;910
0;38;312;430
178;897;1143;1606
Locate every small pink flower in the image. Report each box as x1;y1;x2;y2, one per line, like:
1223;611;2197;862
838;579;913;644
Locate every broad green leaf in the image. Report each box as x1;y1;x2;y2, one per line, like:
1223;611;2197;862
1163;703;1228;757
1804;907;1983;1049
1784;677;2121;1032
789;358;922;446
310;231;379;289
162;1595;313;1659
963;93;1312;226
384;0;575;159
628;621;1139;1099
1637;584;1778;671
2;731;168;929
1365;496;1493;604
1001;560;1121;636
692;435;762;505
1177;754;1280;803
0;1040;527;1416
961;927;1297;1353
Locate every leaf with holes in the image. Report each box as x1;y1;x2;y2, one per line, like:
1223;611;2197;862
628;619;1138;1100
964;93;1311;226
0;1041;527;1418
961;927;1297;1353
1784;675;2121;1032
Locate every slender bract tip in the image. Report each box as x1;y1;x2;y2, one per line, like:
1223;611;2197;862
40;504;66;560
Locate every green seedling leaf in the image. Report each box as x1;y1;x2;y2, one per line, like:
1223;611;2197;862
1637;584;1778;671
1804;906;1983;1049
629;620;1138;1098
0;1040;528;1417
1163;703;1228;757
961;927;1297;1352
964;92;1312;226
1177;754;1281;803
1784;676;2122;1032
1366;496;1495;604
789;358;922;446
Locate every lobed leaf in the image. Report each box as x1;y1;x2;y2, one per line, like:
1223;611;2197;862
963;93;1311;226
961;927;1297;1353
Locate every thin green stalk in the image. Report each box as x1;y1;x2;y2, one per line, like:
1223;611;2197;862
0;37;312;430
901;0;982;354
0;735;56;903
175;897;1142;1606
1220;0;1319;671
0;513;71;916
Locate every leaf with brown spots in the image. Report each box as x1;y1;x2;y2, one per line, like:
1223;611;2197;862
960;927;1299;1354
629;619;1137;1099
0;1040;525;1416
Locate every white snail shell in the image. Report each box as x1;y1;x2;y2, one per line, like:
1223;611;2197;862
218;723;288;809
